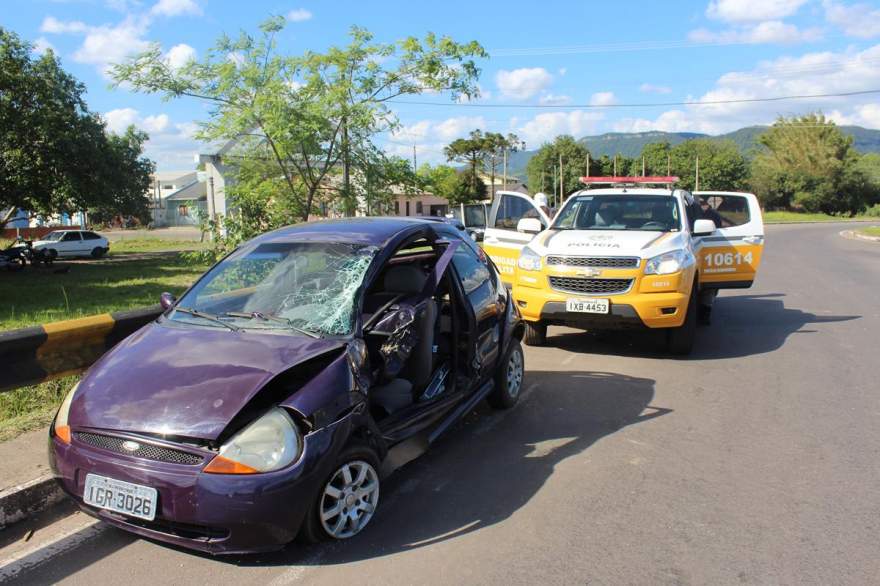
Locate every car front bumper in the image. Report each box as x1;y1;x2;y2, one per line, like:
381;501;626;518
49;417;352;555
512;265;695;329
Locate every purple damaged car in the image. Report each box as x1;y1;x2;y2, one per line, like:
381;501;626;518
49;217;525;554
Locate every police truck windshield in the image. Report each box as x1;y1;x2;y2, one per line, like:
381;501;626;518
552;195;681;232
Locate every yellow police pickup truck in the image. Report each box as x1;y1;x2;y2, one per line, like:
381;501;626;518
481;178;765;354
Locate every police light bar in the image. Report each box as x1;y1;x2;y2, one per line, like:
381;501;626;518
579;176;679;185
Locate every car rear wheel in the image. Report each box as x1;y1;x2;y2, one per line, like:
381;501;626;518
42;249;57;266
91;246;106;259
666;281;697;356
488;339;524;409
300;444;381;543
523;321;547;346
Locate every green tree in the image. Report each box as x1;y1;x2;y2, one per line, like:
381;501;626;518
640;141;672;176
418;163;459;201
449;168;486;205
526;135;589;204
444;130;488;195
114;17;485;225
669;139;748;192
482;132;521;194
750;113;874;213
0;28;152;227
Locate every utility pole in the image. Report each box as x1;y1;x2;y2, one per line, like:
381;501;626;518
412;144;417;173
695;155;700;191
586;153;590;178
551;166;557;207
502;147;507;193
613;154;618;176
642;156;646;177
559;153;564;206
667;153;671;176
342;118;352;216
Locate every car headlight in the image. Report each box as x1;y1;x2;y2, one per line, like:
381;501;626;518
204;407;302;474
644;249;693;275
53;381;79;444
517;246;543;272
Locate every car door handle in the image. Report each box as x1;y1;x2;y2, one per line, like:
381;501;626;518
743;236;762;244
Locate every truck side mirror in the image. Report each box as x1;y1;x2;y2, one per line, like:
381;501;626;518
693;219;716;236
516;218;543;235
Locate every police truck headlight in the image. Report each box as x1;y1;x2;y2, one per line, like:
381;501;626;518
644;249;693;275
517;246;543;272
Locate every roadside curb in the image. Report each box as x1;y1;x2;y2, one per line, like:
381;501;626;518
840;229;880;243
0;474;63;530
766;219;878;225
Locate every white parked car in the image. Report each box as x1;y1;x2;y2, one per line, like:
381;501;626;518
32;230;110;260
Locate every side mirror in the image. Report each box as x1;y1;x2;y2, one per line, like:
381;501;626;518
516;218;543;235
160;292;176;310
693;219;716;236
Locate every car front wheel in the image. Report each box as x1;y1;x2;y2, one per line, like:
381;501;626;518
91;246;106;259
666;281;697;356
301;444;381;542
488;338;524;409
523;321;547;346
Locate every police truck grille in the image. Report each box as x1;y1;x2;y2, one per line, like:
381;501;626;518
545;256;640;268
74;432;204;465
548;277;633;295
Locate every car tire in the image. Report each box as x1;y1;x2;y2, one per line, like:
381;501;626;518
300;443;381;543
666;281;697;356
488;339;525;409
523;321;547;346
90;246;105;259
43;249;57;266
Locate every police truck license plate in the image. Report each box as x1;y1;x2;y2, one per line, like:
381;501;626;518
566;298;609;314
83;473;157;520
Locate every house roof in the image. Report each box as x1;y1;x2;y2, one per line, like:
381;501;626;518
152;171;197;184
166;180;207;201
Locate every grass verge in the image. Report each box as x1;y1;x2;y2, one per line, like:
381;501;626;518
0;376;77;442
763;211;875;223
857;226;880;237
109;239;208;254
0;253;209;330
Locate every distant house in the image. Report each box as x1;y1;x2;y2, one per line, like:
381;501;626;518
147;171;209;227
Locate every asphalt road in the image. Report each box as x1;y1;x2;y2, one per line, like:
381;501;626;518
6;223;879;585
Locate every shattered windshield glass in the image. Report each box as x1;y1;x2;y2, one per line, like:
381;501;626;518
173;241;377;336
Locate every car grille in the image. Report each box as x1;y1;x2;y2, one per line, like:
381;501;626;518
548;276;633;295
75;432;204;465
545;256;640;268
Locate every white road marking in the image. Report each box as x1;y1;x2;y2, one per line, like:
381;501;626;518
0;517;105;581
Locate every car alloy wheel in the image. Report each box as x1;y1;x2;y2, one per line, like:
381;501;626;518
506;345;524;398
319;460;380;539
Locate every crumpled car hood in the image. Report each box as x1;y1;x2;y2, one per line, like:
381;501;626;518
69;322;342;440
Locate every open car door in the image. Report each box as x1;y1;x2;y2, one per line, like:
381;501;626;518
483;191;551;285
693;191;765;288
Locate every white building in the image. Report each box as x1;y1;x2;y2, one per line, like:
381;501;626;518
147;171;208;227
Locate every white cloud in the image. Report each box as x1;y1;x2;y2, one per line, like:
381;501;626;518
150;0;202;17
558;67;567;76
495;67;553;100
612;43;880;134
516;111;604;146
640;83;672;94
40;16;88;34
164;43;196;69
286;8;313;22
104;108;202;169
32;37;55;55
589;91;616;106
689;21;822;44
706;0;807;23
539;93;572;106
828;103;880;128
823;0;880;38
71;16;151;76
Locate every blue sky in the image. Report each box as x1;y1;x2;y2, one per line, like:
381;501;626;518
4;0;880;171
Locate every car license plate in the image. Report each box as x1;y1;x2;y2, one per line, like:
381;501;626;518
566;298;609;314
83;473;157;521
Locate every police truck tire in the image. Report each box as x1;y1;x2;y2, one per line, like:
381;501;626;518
666;283;697;356
523;321;547;346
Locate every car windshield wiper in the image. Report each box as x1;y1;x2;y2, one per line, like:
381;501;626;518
172;307;240;331
221;311;321;338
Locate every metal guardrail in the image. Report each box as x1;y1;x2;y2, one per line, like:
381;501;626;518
0;306;163;393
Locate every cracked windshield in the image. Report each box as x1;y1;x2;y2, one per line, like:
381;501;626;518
173;242;377;336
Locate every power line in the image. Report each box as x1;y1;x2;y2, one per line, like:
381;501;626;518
389;89;880;110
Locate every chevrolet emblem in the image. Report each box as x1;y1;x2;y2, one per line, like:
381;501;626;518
577;267;603;277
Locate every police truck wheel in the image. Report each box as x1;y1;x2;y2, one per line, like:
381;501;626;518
666;283;697;356
523;321;547;346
